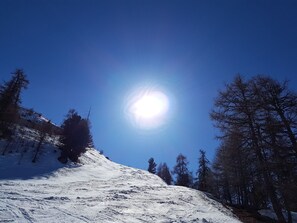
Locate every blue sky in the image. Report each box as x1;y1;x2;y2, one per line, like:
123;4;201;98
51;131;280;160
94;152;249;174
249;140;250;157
1;0;297;173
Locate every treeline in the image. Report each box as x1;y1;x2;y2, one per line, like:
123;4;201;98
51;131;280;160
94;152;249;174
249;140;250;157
211;75;297;223
147;149;212;192
0;69;93;163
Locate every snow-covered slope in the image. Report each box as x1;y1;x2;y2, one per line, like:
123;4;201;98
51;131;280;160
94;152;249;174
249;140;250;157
0;147;241;223
19;107;50;125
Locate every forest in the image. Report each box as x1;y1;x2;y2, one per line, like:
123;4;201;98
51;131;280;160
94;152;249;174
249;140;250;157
148;75;297;223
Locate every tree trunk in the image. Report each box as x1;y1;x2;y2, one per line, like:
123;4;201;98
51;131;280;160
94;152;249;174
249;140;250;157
255;148;286;223
276;107;297;157
2;140;12;155
32;135;45;163
247;116;286;223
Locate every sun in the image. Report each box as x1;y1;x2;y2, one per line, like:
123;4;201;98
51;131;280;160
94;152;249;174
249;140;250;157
133;92;168;119
125;87;170;129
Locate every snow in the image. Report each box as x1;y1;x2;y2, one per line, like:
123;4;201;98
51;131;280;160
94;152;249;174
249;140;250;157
0;145;241;222
19;107;50;124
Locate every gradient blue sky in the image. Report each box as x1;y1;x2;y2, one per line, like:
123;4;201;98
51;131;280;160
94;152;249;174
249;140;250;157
1;0;297;173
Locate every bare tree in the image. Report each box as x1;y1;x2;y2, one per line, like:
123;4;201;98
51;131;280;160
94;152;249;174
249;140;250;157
210;75;297;222
32;120;52;163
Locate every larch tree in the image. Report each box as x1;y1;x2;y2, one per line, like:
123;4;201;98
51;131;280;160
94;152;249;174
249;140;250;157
211;75;297;223
0;69;29;138
173;153;192;187
196;149;212;192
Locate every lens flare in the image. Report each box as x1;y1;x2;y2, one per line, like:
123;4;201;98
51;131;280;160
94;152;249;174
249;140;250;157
125;86;170;129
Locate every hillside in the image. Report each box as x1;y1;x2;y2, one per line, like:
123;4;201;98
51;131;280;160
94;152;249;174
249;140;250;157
0;144;241;222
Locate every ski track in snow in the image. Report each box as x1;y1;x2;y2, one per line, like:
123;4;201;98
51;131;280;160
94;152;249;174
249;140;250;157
0;148;242;223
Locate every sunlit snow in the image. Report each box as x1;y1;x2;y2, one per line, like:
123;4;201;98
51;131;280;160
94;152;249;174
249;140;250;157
0;146;241;223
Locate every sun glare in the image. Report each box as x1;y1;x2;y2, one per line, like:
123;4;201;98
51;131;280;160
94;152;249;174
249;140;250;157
125;86;170;129
133;92;168;118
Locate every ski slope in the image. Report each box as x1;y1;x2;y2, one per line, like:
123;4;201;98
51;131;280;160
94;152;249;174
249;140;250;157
0;147;241;223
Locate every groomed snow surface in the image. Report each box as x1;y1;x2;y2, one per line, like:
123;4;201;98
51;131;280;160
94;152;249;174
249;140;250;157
0;146;241;223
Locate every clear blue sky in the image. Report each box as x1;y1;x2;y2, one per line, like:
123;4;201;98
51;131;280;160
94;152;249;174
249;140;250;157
1;0;297;173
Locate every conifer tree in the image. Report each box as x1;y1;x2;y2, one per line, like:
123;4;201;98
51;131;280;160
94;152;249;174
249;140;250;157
148;157;157;174
157;162;173;185
173;153;191;187
58;109;92;163
197;149;211;192
0;69;29;138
